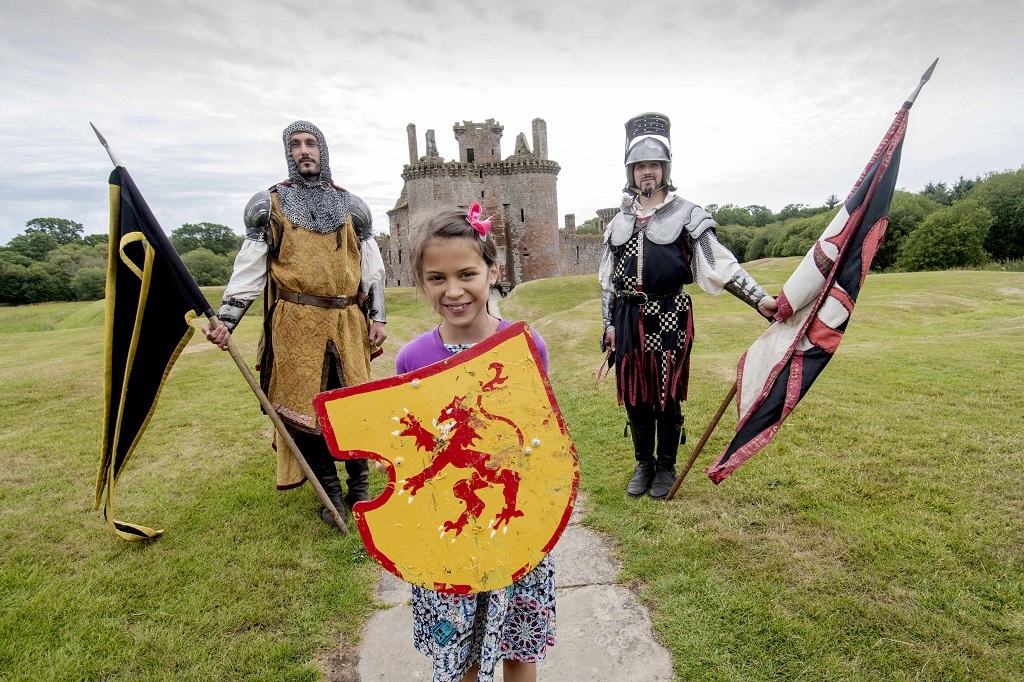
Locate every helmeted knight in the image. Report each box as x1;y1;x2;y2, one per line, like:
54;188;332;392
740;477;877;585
599;112;776;500
209;119;387;529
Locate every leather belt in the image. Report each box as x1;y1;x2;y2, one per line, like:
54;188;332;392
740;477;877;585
278;289;353;309
615;288;683;304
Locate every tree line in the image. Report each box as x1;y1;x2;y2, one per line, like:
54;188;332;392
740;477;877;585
712;169;1023;272
3;168;1022;306
0;220;240;305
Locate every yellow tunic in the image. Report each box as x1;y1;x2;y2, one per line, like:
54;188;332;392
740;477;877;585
259;193;371;487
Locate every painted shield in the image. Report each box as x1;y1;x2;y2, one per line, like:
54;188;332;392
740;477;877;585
313;322;578;594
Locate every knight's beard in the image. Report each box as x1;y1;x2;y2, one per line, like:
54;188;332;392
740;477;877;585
640;178;656;198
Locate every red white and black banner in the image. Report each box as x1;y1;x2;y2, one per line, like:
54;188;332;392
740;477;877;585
706;103;910;484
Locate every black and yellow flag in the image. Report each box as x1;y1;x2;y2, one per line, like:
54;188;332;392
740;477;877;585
96;166;213;541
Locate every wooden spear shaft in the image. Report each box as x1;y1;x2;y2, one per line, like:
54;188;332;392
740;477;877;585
210;316;350;535
666;381;737;501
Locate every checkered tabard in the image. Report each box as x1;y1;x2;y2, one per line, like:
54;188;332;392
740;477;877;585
613;229;641;290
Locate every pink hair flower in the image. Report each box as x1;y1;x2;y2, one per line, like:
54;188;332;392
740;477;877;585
466;202;492;241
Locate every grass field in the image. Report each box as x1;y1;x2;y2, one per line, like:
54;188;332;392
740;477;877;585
1;260;1022;680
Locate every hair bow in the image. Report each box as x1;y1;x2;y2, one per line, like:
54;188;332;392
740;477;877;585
466;202;492;241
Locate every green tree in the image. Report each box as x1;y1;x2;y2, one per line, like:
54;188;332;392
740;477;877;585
970;169;1024;261
71;267;107;301
24;217;85;245
919;181;952;206
746;205;774;227
0;260;73;304
181;248;232;286
950;175;979;202
825;194;840;210
768;211;837;258
873;190;941;271
576;218;600;235
709;203;753;226
6;231;59;261
171;222;242;256
82;233;109;247
896;200;992;271
46;242;108;279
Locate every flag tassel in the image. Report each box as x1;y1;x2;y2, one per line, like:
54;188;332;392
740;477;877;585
666;381;737;501
211;316;350;534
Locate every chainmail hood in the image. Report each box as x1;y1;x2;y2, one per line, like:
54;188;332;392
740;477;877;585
278;120;352;233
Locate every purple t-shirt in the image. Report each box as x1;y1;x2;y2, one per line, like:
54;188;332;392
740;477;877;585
395;319;549;375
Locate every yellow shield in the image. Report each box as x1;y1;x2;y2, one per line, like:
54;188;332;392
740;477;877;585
314;322;578;594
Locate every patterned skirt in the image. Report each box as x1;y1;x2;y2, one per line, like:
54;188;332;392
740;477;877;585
412;555;556;682
613;292;694;409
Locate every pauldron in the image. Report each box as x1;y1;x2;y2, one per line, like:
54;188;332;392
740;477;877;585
723;268;769;310
244;190;272;242
216;297;253;332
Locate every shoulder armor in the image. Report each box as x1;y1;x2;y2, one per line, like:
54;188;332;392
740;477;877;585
243;190;273;241
347;194;373;240
604;211;635;246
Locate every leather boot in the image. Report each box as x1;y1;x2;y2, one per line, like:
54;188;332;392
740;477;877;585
625;414;656;497
304;443;347;530
649;412;684;499
343;458;371;508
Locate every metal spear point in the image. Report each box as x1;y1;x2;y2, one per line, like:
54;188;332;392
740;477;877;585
90;122;123;168
903;58;938;110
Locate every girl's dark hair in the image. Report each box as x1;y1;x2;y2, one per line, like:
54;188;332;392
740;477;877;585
411;207;499;288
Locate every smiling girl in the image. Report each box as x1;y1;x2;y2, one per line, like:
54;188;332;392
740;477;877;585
394;204;555;682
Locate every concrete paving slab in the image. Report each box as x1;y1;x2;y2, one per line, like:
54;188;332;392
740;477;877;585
355;496;674;681
550;524;620;588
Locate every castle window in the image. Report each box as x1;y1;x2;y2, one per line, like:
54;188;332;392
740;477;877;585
479;169;483;179
467;148;475;163
481;191;485;198
398;249;402;264
520;208;525;222
576;245;580;262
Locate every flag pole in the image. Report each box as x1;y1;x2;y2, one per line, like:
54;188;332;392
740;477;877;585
209;317;351;534
666;381;736;501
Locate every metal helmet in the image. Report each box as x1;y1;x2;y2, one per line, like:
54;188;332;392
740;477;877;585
623;112;675;194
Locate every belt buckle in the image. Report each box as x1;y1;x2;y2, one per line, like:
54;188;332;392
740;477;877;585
634;291;648;304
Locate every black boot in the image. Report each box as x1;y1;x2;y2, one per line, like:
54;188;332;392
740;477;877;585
625;413;656;497
302;438;348;529
343;458;371;508
649;412;683;500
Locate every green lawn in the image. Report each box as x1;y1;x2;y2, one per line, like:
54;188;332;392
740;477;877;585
1;261;1022;680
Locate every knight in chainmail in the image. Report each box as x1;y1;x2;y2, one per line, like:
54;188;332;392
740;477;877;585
599;112;777;500
203;120;388;530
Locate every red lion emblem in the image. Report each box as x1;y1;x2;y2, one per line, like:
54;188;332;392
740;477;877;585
398;364;524;537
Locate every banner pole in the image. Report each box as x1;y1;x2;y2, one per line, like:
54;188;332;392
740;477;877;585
210;316;350;535
666;382;737;501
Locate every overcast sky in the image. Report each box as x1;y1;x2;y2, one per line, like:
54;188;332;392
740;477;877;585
2;0;1021;244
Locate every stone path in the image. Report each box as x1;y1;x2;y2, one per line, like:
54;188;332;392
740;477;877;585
356;497;674;680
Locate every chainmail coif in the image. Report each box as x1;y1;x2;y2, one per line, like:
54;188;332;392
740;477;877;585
278;120;352;234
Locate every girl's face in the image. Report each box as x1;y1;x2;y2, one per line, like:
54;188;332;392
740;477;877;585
420;237;500;344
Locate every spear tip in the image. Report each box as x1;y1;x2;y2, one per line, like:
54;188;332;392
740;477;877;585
903;58;939;110
90;122;123;168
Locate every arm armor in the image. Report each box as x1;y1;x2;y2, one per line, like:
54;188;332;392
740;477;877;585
723;267;769;310
601;290;617;331
216;297;254;332
366;281;387;324
243;190;273;242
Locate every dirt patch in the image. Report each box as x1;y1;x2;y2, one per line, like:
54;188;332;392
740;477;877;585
317;642;361;682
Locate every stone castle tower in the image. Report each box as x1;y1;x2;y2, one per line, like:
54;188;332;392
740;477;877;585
383;118;561;289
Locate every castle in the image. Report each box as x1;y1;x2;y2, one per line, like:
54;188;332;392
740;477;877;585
380;117;607;289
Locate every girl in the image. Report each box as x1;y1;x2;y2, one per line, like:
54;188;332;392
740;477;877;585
394;204;556;682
